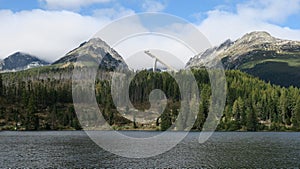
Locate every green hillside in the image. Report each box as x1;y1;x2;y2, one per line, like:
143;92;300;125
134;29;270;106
187;31;300;88
222;51;300;87
1;67;300;131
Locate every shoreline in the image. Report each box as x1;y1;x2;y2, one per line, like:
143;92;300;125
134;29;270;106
1;129;299;132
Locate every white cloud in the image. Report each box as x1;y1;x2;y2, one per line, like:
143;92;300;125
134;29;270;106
39;0;111;10
91;14;197;69
197;0;300;46
114;35;189;70
0;6;138;62
92;5;135;20
2;0;300;67
0;9;108;61
236;0;300;24
141;0;166;12
1;8;199;67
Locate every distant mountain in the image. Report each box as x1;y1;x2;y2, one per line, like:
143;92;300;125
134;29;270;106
53;38;128;70
0;52;49;72
186;31;300;87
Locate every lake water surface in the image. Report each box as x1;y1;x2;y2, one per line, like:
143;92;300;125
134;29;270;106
0;131;299;168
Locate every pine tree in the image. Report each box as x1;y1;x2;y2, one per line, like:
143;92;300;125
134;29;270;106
292;96;300;129
161;108;172;131
246;108;257;131
194;102;206;130
279;89;288;124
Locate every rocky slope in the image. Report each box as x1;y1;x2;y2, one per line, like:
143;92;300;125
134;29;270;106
53;38;128;70
186;31;300;87
0;52;49;72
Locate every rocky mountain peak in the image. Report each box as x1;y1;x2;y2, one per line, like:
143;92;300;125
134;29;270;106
0;52;49;72
244;31;272;38
186;31;300;87
237;31;276;45
80;38;108;49
53;38;128;70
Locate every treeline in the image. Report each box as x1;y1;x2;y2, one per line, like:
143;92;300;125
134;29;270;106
0;68;300;131
221;70;300;131
0;75;80;130
122;69;300;131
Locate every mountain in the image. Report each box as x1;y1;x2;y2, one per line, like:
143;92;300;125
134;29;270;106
53;38;128;70
186;31;300;87
0;52;49;72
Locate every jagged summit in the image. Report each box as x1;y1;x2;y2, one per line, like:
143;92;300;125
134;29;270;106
236;31;277;46
53;38;128;70
186;31;300;68
186;31;300;87
0;52;49;72
242;31;272;39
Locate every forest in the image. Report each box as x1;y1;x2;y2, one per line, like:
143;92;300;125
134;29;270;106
0;67;300;131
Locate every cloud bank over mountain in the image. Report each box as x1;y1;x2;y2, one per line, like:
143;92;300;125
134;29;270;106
0;0;300;63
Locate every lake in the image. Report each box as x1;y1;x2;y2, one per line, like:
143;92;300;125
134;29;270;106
0;131;299;168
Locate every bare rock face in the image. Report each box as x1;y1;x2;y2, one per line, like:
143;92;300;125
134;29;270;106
0;52;49;72
186;31;300;87
53;38;128;70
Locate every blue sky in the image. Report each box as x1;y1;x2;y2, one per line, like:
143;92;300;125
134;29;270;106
0;0;300;62
1;0;299;28
0;0;233;20
0;0;232;15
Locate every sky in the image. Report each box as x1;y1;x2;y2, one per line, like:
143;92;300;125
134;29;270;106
1;0;300;64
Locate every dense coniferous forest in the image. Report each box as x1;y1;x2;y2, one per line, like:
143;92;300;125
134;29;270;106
0;67;300;131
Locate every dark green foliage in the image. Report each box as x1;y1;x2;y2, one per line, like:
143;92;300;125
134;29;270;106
0;70;77;130
292;96;300;130
246;108;258;131
1;67;300;131
160;110;172;131
243;61;300;88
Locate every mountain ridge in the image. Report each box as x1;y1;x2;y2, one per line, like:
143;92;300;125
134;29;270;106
0;52;49;72
52;38;128;70
186;31;300;87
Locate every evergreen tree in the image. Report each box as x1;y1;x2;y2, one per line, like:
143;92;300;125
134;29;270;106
161;110;172;131
279;89;288;124
292;96;300;129
194;102;206;130
246;108;257;131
